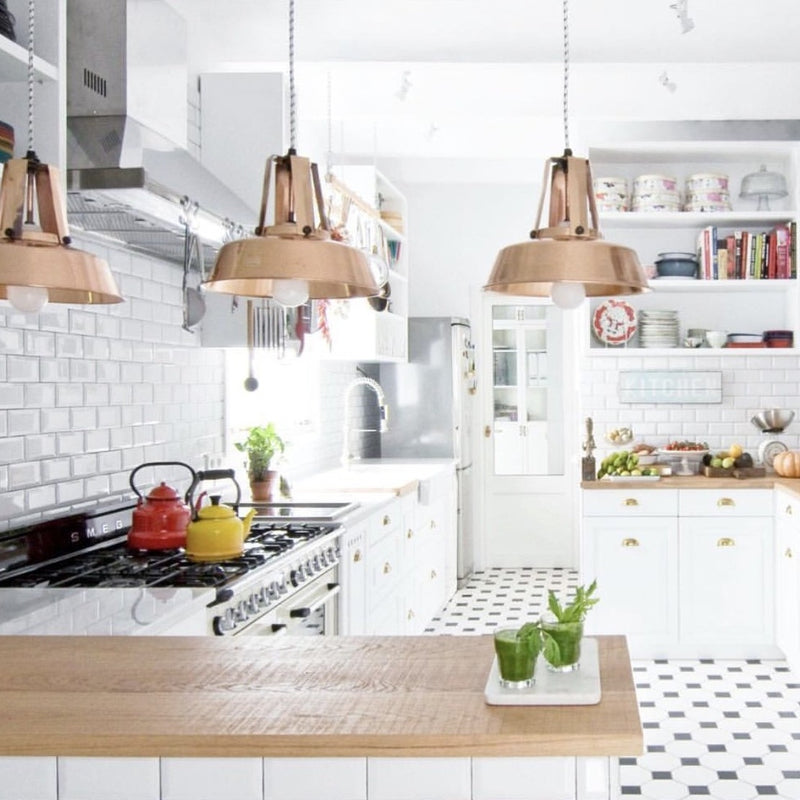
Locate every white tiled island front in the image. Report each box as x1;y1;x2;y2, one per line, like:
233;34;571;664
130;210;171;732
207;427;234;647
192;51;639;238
0;635;641;800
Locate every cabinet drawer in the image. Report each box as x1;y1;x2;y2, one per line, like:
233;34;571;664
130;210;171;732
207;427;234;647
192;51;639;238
582;489;678;517
775;489;800;522
367;526;402;600
679;489;772;517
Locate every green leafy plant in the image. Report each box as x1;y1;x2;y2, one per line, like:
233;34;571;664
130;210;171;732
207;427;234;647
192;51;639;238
517;621;561;665
546;580;599;624
234;424;286;482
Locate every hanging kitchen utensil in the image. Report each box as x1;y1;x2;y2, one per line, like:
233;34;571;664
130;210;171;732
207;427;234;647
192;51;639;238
367;280;391;312
244;300;259;391
181;200;207;332
128;461;197;550
184;469;256;561
581;418;597;481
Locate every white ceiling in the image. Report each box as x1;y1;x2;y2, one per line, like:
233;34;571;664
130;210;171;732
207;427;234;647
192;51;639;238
166;0;800;181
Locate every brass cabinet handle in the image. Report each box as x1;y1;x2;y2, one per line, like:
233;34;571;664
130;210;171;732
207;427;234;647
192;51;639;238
622;538;640;547
717;537;735;547
430;520;436;529
383;562;392;574
787;505;794;516
786;548;794;559
717;498;735;508
624;498;639;507
484;425;492;438
431;569;437;579
407;529;414;539
383;515;391;526
353;549;362;563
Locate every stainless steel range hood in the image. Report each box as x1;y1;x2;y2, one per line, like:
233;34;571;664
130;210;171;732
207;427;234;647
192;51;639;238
66;0;256;269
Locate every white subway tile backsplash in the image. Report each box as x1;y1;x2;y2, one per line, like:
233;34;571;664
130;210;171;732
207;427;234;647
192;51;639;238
110;427;134;449
56;384;84;407
24;383;56;408
71;407;97;429
7;355;39;382
23;330;55;357
69;309;97;336
97;450;123;473
84;384;110;407
120;318;144;340
8;462;41;489
95;314;121;339
55;334;83;358
41;408;70;432
69;359;97;383
37;308;70;332
96;359;121;383
27;484;57;510
0;383;24;408
0;327;23;353
0;437;25;464
57;480;86;504
72;454;99;477
97;406;122;428
42;458;71;482
8;409;39;436
39;357;70;382
57;431;85;455
85;429;111;453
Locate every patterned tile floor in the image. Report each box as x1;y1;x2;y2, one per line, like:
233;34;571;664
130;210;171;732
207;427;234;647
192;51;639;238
425;568;800;800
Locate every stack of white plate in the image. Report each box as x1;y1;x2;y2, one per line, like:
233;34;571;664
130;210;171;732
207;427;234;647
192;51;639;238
639;310;680;348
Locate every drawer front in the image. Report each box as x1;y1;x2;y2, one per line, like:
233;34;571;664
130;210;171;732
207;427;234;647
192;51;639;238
775;489;800;523
367;527;402;600
582;489;678;517
679;489;772;517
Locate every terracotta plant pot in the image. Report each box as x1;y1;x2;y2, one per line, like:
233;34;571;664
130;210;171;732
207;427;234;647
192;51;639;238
250;470;278;502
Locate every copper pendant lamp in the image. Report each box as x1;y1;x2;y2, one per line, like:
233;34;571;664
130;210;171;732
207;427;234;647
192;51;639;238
203;0;377;304
484;0;648;310
0;0;122;312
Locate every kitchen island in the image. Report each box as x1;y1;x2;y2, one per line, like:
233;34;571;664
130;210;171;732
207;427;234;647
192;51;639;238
0;634;640;800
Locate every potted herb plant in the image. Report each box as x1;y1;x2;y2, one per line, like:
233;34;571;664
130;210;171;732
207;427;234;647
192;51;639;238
540;581;599;672
234;424;286;501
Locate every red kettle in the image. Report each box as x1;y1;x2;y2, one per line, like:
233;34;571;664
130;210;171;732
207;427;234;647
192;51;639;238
128;461;196;550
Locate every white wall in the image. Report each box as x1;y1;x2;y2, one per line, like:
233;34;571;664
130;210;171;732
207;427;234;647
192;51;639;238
400;182;537;319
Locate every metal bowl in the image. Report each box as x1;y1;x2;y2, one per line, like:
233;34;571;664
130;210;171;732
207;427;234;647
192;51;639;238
751;409;795;433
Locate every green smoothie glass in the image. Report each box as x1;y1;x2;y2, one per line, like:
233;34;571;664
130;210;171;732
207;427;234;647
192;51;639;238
541;619;583;672
493;627;541;688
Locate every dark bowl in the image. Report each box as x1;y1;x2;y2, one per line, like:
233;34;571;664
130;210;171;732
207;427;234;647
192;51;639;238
655;257;699;278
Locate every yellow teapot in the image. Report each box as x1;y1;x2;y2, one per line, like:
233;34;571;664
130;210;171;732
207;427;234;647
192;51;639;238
185;495;257;562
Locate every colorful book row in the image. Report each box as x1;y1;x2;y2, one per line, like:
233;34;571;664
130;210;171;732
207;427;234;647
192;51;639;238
695;222;797;280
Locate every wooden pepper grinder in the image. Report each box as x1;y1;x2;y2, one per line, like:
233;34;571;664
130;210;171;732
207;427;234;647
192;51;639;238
582;417;597;481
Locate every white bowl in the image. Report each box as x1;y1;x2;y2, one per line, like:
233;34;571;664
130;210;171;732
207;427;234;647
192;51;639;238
705;330;728;348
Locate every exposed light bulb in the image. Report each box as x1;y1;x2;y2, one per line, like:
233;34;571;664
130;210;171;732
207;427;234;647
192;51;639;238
6;285;49;313
550;281;586;310
272;279;310;307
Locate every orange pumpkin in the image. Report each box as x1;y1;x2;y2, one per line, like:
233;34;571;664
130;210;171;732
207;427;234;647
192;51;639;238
773;450;800;478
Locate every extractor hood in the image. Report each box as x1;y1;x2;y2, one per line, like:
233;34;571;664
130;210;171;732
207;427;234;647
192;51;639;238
66;0;257;269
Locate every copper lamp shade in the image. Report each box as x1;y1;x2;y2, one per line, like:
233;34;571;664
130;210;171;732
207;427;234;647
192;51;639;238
484;152;649;302
0;155;123;305
204;152;377;300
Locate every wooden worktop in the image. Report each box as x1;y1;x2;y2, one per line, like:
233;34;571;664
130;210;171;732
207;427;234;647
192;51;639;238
0;634;641;759
582;475;800;493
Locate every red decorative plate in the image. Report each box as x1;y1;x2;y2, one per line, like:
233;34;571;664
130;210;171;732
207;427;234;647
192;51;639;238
592;299;637;345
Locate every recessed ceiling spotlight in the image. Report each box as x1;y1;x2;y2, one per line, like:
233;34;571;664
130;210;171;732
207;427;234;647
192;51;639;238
395;70;412;101
659;71;677;93
669;0;695;33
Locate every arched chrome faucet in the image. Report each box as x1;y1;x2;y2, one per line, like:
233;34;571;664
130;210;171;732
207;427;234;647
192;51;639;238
341;377;389;466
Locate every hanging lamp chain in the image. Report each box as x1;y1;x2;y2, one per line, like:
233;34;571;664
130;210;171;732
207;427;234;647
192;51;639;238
288;0;297;153
26;0;35;156
562;0;570;153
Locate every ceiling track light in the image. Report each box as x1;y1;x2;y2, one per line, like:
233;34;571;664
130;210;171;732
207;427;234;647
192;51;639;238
203;0;378;305
0;0;122;311
483;0;649;310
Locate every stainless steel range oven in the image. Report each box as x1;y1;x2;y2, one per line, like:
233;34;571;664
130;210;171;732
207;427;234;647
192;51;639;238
0;500;358;638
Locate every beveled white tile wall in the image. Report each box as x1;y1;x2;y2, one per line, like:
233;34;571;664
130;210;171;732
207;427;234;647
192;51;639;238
264;757;367;800
472;757;575;800
161;757;263;800
0;235;225;531
0;756;57;800
579;351;800;453
58;757;160;800
367;757;472;800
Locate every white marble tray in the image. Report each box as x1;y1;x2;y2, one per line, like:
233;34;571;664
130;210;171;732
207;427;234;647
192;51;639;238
484;636;601;706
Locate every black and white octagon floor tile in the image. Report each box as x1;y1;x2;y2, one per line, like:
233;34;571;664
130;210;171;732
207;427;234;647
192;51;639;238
427;568;800;800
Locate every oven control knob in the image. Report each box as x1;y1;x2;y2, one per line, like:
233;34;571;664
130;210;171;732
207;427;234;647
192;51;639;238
277;576;288;594
234;601;249;623
305;559;314;575
319;551;328;567
312;555;322;571
213;608;237;635
265;582;278;602
247;594;261;614
290;568;305;587
327;546;337;563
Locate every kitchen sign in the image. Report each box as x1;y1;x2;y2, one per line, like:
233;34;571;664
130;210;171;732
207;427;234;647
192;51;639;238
618;370;722;404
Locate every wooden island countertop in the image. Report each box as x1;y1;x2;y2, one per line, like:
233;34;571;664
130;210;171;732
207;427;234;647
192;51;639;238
0;634;641;759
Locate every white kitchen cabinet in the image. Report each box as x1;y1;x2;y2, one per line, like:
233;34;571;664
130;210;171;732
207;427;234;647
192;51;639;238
0;0;63;168
365;501;404;635
774;489;800;671
325;166;409;363
583;516;678;656
586;142;800;353
679;517;773;654
338;523;367;635
581;487;778;658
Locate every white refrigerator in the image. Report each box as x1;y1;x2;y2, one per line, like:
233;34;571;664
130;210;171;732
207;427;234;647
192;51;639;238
379;317;476;581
